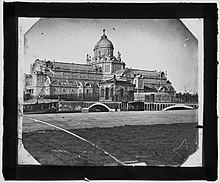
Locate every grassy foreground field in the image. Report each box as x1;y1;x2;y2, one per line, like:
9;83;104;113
22;122;198;166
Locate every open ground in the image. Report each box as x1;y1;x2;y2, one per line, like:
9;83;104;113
22;110;198;166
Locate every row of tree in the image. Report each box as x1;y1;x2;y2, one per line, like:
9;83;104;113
174;92;198;103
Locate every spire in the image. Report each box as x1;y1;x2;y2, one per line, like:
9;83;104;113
101;29;107;39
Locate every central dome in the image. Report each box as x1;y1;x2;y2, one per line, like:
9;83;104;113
93;29;114;59
94;38;114;49
94;30;114;49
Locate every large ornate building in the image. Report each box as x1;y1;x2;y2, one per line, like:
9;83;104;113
24;29;175;103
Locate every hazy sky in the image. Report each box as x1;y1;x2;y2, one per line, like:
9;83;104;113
23;18;201;93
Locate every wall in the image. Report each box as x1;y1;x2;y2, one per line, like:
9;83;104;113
99;84;134;103
23;102;58;113
134;92;173;103
23;101;122;114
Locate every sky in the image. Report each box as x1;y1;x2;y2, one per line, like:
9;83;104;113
22;18;201;93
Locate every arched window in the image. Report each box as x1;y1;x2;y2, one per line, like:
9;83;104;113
105;88;109;100
120;88;124;97
110;87;113;97
134;80;137;86
78;82;83;87
101;88;104;97
85;82;91;87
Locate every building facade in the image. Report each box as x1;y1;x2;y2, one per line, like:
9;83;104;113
24;29;175;103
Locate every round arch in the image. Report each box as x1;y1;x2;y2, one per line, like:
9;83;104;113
88;102;111;112
163;105;193;111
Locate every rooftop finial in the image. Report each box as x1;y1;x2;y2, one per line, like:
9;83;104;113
101;29;107;39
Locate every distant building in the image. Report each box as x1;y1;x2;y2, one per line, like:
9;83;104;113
24;29;175;102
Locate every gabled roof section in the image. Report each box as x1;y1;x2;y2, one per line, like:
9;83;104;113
50;78;99;88
144;84;158;92
100;77;133;86
113;69;127;77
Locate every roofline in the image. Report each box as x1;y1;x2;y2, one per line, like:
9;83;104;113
53;61;92;66
131;68;159;73
35;59;92;66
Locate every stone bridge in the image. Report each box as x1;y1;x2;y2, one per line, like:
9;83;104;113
82;102;115;112
162;104;194;111
129;101;198;111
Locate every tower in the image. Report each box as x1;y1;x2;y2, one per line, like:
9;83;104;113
87;29;125;75
93;29;114;61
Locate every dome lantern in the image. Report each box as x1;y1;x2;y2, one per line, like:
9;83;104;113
101;29;107;39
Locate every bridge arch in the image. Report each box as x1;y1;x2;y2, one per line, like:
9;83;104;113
88;102;111;112
163;105;193;111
